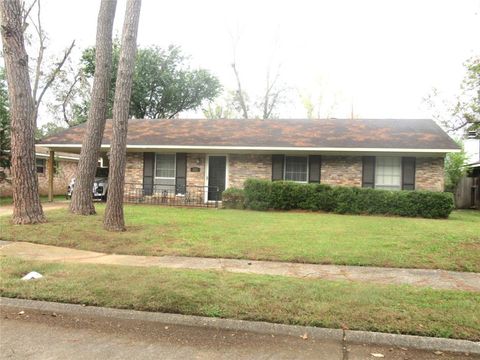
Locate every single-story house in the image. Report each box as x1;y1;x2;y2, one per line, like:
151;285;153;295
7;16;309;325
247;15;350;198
37;118;459;203
0;148;79;197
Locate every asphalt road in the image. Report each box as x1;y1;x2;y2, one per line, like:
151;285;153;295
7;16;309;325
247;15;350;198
1;307;477;360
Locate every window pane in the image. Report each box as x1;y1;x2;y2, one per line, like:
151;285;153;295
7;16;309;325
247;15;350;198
375;156;401;190
285;156;307;182
155;154;175;179
36;159;45;174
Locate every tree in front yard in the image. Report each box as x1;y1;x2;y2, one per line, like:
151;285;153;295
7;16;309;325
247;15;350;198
0;67;10;168
70;0;117;216
444;142;467;193
104;0;142;231
0;0;45;223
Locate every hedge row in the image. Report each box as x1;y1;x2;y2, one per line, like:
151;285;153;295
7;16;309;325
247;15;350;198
222;179;454;218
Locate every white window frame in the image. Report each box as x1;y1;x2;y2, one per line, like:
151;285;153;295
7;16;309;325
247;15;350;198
154;153;176;181
374;156;402;190
283;155;309;183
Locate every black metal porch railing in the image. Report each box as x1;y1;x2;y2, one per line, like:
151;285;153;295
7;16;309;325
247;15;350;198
123;183;220;208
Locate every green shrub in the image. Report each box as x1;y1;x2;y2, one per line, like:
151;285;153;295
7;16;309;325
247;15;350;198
242;179;454;218
243;179;271;211
222;188;245;209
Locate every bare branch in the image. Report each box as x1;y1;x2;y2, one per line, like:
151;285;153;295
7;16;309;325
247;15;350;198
60;71;82;126
22;0;37;31
231;62;249;119
31;0;44;103
34;40;76;119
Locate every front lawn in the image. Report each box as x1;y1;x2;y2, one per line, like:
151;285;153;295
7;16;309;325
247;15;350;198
1;257;478;341
1;205;479;272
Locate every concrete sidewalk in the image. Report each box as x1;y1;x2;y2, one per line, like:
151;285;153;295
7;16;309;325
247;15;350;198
1;241;479;291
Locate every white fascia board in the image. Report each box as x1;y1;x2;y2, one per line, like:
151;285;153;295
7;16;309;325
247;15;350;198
39;143;461;154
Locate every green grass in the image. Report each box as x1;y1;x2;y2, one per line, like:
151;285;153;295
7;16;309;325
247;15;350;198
0;257;478;341
0;195;66;206
1;205;479;272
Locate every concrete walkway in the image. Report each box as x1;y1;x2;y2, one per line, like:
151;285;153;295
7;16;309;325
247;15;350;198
1;241;479;292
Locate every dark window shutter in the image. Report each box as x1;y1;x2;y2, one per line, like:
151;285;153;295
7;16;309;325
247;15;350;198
308;155;321;183
272;155;284;181
143;152;155;195
362;156;375;188
402;157;416;190
175;153;187;194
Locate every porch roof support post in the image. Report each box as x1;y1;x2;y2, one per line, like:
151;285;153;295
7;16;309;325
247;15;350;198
48;150;55;202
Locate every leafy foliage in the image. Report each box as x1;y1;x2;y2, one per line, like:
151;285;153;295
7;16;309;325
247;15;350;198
0;68;10;167
81;43;222;119
444;143;467;192
243;179;454;218
221;188;245;209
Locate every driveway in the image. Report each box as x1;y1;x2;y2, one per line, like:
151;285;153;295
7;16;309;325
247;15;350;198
0;201;69;217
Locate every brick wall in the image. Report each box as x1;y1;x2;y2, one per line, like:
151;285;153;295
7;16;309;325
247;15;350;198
0;159;78;197
228;154;272;188
186;153;206;187
321;156;363;187
415;157;444;191
125;152;144;186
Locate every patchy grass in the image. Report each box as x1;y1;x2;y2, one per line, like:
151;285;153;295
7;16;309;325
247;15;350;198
1;205;479;272
0;195;66;206
0;257;478;341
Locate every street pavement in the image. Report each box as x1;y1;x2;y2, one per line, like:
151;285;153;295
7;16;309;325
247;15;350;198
1;306;477;360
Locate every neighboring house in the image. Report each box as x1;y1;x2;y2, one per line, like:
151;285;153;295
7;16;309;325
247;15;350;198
0;148;79;197
37;118;459;203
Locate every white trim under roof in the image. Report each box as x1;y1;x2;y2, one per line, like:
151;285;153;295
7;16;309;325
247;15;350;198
37;143;461;154
35;152;80;161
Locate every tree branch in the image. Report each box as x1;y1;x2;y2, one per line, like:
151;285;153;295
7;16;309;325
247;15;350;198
34;40;75;120
22;0;37;32
31;0;44;104
232;62;248;119
61;71;82;126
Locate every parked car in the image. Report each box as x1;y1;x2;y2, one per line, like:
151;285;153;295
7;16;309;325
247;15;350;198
66;167;109;201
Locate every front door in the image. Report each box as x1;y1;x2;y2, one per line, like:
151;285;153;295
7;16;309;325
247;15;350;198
207;156;226;201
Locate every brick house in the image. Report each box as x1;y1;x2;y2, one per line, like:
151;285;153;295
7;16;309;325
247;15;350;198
0;148;79;197
37;118;459;202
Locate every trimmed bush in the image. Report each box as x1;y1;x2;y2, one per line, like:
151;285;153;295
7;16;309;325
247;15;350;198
222;188;245;209
243;179;271;210
242;179;454;218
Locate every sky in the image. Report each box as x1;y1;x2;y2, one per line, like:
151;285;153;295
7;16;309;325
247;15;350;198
13;0;480;124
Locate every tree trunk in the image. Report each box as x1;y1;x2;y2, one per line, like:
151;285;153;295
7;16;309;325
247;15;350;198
104;0;141;231
0;0;45;224
70;0;117;215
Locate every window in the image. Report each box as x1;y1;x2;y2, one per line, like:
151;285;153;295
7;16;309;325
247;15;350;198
36;159;45;174
155;154;176;179
375;156;401;190
284;156;308;182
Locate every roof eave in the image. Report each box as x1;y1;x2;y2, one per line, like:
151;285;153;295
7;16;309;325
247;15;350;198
36;143;460;154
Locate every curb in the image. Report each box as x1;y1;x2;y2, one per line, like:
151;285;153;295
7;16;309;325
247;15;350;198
1;297;479;355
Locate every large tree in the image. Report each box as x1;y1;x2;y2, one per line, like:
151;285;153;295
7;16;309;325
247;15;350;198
79;44;221;119
426;56;480;134
0;0;45;223
69;0;117;215
0;68;10;168
104;0;141;231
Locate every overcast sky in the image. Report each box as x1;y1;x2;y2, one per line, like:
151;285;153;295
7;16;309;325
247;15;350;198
19;0;480;124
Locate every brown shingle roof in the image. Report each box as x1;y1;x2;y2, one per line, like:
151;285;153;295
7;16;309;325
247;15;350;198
39;118;459;150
